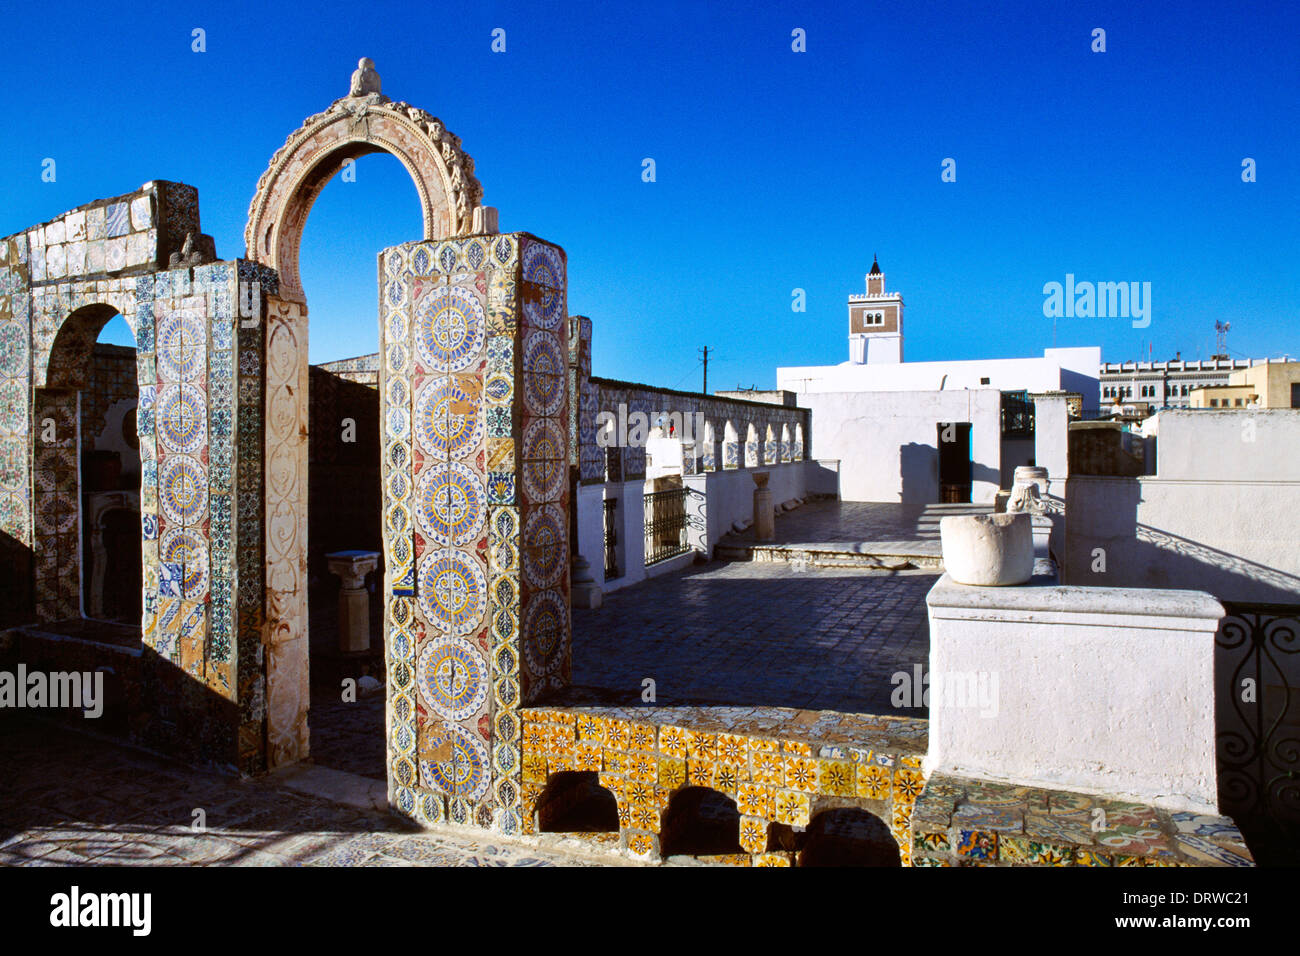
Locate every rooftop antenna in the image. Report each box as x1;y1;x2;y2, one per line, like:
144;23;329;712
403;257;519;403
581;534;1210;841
1214;320;1231;360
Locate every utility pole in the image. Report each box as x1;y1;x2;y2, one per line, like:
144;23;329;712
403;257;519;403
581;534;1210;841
700;345;710;395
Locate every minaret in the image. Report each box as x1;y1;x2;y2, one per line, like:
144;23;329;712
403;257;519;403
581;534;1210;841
847;255;903;364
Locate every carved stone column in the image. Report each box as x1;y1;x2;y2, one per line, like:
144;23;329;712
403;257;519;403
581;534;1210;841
326;550;380;653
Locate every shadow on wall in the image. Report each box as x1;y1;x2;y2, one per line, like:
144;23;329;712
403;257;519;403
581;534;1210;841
899;442;999;504
0;530;34;627
1066;478;1300;603
900;442;936;503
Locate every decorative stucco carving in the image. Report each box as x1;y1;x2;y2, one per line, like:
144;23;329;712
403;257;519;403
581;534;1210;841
244;59;484;303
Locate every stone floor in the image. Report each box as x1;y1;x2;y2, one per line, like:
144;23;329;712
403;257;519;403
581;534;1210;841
566;562;937;715
0;717;627;867
716;500;991;567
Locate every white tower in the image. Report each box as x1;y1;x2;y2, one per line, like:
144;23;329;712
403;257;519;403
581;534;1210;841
848;256;903;364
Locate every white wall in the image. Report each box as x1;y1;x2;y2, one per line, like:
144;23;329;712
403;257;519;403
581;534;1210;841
1063;410;1300;602
926;574;1223;814
1064;477;1300;602
778;346;1100;400
1149;409;1300;481
799;389;1002;504
684;460;812;558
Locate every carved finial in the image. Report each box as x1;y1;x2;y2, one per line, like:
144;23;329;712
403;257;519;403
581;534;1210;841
349;57;381;97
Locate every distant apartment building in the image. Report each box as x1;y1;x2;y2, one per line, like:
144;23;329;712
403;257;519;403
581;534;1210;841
1099;355;1293;409
1189;360;1300;409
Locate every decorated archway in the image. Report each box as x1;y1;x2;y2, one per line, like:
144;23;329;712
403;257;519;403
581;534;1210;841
244;58;486;303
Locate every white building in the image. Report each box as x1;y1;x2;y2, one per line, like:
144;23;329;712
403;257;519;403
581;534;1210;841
770;262;1083;504
777;262;1100;405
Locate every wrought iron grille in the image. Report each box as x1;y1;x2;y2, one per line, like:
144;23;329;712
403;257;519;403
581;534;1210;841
603;498;619;580
1000;390;1035;438
644;488;689;566
1216;601;1300;864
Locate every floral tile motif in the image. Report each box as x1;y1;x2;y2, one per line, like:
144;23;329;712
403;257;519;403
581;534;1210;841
753;852;792;867
626;753;657;785
784;756;819;793
658;725;688;759
699;854;751;867
575;714;603;742
629;723;657;752
857;764;890;800
739;816;768;854
603;718;631;752
955;829;997;860
892;768;925;804
782;740;813;757
736;783;772;818
573;742;602;772
713;763;741;794
521;752;548;784
626;780;655;810
629;806;660;832
715;734;747;765
748;737;778;755
915;830;951;853
818;760;855;797
751;751;784;787
688;759;715;788
773;790;810;827
658;757;686;790
627;833;656;857
685;730;717;761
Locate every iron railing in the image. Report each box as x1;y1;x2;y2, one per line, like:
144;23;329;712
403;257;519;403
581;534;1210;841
603;498;619;580
644;488;690;566
1216;601;1300;864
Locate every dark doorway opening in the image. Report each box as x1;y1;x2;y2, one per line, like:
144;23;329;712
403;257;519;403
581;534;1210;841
937;421;972;503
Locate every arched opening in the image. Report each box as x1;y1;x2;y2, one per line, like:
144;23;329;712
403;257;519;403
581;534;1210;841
764;424;777;466
796;808;901;866
702;421;717;472
645;413;683;480
723;420;739;470
301;152;421;780
780;424;792;463
536;771;619;833
82;315;141;627
35;304;141;644
660;786;743;857
743;423;760;468
793;423;805;461
246;78;485;770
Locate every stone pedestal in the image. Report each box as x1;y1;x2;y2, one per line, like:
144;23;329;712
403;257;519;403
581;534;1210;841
925;574;1224;813
326;550;380;653
571;554;603;609
752;472;774;542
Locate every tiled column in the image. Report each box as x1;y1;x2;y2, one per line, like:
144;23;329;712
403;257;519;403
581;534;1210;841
379;233;570;835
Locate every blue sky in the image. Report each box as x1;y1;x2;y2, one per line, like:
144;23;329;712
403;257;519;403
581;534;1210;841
4;0;1297;387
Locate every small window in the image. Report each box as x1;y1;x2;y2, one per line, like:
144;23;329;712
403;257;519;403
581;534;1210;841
1234;398;1243;406
1210;399;1219;407
980;377;990;385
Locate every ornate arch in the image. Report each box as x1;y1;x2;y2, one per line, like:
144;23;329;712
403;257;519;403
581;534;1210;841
244;59;485;303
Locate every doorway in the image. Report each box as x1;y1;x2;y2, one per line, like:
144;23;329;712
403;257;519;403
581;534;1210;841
937;421;972;503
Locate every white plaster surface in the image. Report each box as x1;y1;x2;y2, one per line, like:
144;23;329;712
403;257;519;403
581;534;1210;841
924;574;1223;813
792;389;1003;503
